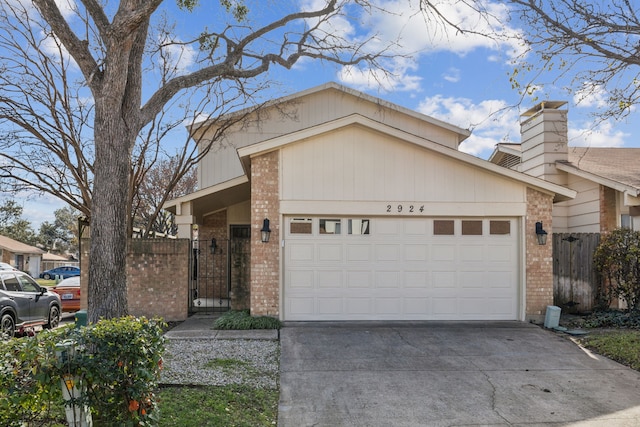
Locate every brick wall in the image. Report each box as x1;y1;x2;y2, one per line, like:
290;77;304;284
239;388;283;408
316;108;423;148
250;151;280;317
525;187;554;321
599;185;617;234
80;238;190;321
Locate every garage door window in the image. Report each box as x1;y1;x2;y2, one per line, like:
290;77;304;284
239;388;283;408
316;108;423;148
348;219;370;235
462;220;483;235
290;218;312;234
490;220;511;235
433;220;454;235
320;219;341;234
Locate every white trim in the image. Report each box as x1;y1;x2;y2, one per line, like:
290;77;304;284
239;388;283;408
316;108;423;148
163;176;249;211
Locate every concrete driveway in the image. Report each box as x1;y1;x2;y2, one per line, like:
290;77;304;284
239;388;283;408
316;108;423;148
279;322;640;426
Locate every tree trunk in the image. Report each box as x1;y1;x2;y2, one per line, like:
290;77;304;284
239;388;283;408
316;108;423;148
87;103;135;322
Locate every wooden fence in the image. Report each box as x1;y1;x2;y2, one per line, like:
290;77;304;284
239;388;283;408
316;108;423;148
552;233;601;313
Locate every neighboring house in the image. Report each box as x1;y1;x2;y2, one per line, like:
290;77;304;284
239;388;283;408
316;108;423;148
489;101;640;234
0;235;44;277
166;82;576;323
42;252;79;272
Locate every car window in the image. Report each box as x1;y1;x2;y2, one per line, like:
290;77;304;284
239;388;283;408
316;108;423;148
1;273;20;291
16;274;40;293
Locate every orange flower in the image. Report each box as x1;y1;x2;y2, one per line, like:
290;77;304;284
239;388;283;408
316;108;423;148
129;400;139;412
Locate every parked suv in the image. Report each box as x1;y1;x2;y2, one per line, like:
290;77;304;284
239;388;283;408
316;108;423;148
0;271;61;339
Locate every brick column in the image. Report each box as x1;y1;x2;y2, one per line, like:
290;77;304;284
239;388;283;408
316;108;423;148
525;187;554;322
250;151;280;317
599;185;617;234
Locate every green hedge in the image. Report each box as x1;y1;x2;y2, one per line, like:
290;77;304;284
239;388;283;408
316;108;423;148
0;316;165;427
213;310;281;330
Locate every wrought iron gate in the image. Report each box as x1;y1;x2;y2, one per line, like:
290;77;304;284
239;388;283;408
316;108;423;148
188;225;251;314
189;238;230;313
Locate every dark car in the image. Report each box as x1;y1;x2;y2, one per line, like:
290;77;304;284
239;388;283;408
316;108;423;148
0;271;61;339
39;266;80;280
51;276;81;312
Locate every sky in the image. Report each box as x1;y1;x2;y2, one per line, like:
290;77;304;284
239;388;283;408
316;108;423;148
5;0;640;229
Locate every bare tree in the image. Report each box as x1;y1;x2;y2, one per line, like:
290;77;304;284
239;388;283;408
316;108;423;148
509;0;640;121
132;155;197;236
0;0;401;321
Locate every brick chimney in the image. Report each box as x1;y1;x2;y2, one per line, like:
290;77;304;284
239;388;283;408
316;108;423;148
520;101;568;186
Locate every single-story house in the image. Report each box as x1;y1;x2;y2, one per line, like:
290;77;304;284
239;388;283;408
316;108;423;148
489;101;640;234
0;234;44;277
42;252;79;272
165;83;576;322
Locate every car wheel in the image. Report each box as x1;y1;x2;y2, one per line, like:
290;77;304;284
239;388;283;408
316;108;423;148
45;305;60;330
43;273;52;280
1;313;15;339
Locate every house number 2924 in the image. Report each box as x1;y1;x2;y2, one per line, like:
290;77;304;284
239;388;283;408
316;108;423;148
386;204;424;213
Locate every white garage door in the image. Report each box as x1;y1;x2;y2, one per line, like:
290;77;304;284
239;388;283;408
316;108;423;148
283;216;520;321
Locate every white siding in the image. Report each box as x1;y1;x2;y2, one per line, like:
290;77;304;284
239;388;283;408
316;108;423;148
554;175;600;233
195;87;465;189
281;125;525;206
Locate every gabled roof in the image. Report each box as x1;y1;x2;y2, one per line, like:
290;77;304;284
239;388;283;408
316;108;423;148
0;235;44;254
238;113;576;201
490;144;640;196
189;82;472;146
558;148;640;195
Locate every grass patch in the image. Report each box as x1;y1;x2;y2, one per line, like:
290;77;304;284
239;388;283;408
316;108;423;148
157;385;278;427
37;278;57;287
214;310;281;330
581;330;640;371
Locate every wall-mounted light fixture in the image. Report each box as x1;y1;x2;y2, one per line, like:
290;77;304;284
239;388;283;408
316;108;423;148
260;218;271;243
210;238;217;254
535;221;548;245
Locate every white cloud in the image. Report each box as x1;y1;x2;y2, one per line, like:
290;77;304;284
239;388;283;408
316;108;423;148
417;95;521;157
443;67;460;83
327;1;524;94
573;82;609;109
569;120;628;148
160;38;197;76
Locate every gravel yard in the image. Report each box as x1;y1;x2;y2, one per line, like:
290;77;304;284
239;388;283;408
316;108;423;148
160;337;280;389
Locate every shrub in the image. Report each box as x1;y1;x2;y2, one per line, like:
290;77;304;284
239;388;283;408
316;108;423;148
213;310;281;330
0;316;165;427
0;326;70;426
594;228;640;311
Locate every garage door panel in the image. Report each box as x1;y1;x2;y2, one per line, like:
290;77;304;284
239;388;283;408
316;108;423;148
284;217;519;321
288;243;314;262
375;271;401;289
374;298;402;314
346;270;372;288
375;244;401;261
287;270;314;289
317;270;343;288
318;298;343;314
433;245;455;261
403;220;428;235
288;298;315;316
318;244;342;261
346;244;372;262
404;298;430;314
403;271;428;288
404;244;429;261
488;245;513;262
432;297;457;315
346;298;372;314
432;271;456;288
460;245;484;262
